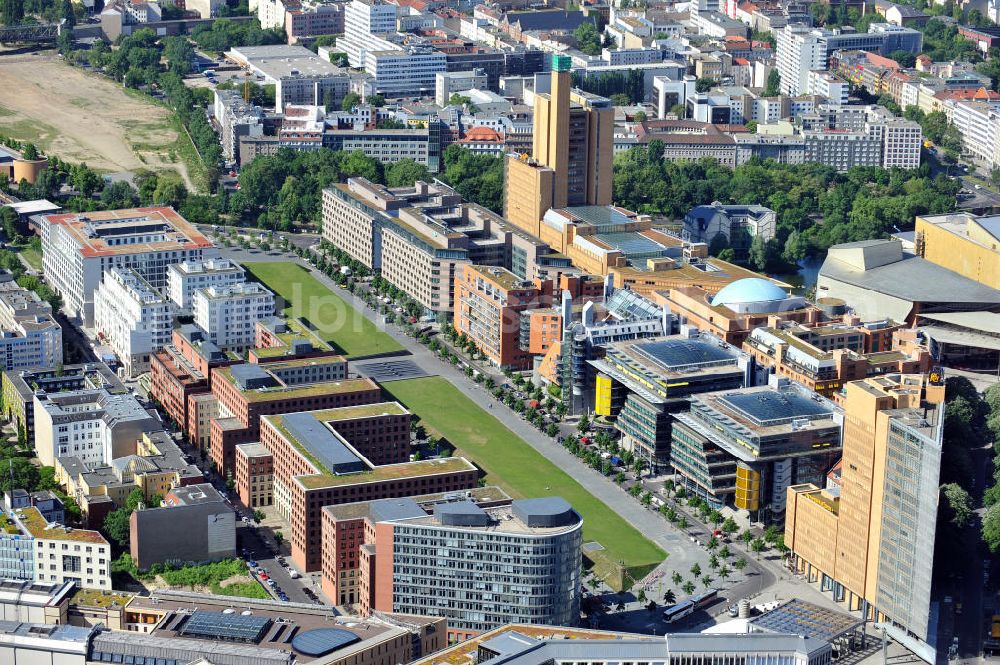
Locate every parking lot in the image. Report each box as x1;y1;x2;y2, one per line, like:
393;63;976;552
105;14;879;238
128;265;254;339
237;524;324;606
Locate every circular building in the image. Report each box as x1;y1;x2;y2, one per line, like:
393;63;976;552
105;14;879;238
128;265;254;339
710;278;803;314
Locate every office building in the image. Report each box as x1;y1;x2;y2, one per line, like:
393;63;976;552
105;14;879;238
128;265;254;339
339;0;397;68
209;359;374;475
111;591;446;665
250;317;337;363
785;374;944;656
213;90;264;165
453;265;546;370
589;330;752;472
322;178;565;317
436;69;489;107
33;388;161;468
538;287;670;414
743;323;931;395
326;494;582;642
193;282;275;351
285;2;343;45
259;408;478;572
776;24;922;95
234;442;273;508
93;267;171;377
0;279;62;373
2;506;111;589
682;204;776;262
365;48;448;98
504;55;614;238
1;363;123;446
228;46;350;113
671;379;842;514
166;258;246;316
40;207;217;327
130;483;236;569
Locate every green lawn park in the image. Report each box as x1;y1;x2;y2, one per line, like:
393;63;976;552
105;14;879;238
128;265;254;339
244;262;403;358
385;376;666;587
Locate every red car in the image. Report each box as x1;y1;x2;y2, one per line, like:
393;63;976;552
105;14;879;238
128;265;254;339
259;574;269;582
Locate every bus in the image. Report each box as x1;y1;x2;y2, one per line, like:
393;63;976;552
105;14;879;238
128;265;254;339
692;589;719;608
663;600;695;623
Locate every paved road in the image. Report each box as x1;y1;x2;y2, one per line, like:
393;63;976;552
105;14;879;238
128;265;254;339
237;525;321;605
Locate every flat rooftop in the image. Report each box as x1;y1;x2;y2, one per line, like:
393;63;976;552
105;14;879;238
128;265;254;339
39;207;214;258
323;485;512;521
229;45;345;79
294;456;476;490
216;366;377;402
749;598;863;643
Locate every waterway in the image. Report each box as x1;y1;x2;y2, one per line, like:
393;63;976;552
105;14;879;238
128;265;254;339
769;256;823;295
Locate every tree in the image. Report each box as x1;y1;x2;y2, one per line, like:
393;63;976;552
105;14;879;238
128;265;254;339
21;144;38;160
701;575;714;589
448;93;473;107
634;110;647;122
368;94;385;107
695;77;717;93
740;529;753;546
719;566;731;581
0;457;39;493
385;159;430;187
60;0;75;26
274;531;284;545
764;69;781;97
664;589;677;604
984;503;1000;553
1;0;24;25
690;562;701;577
671;571;682;586
72;164;102;197
103;508;132;548
669;103;686;118
750;538;766;557
682;581;695;595
733;558;747;572
341;92;361;111
890;49;916;68
721;516;738;535
574;21;602;55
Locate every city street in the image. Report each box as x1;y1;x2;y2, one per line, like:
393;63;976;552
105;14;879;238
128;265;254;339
219;244;788;602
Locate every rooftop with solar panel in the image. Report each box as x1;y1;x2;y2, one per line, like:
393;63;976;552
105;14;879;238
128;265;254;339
588;328;749;405
685;380;842;449
125;591;443;663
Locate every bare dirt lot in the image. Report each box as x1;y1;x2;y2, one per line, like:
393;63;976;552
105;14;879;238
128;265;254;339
0;53;193;187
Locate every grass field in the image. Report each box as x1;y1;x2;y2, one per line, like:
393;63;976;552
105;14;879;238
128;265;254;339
0;55;192;188
18;247;42;271
384;376;666;575
245;262;403;358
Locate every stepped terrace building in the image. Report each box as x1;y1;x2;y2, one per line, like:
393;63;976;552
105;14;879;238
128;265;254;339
670;379;842;517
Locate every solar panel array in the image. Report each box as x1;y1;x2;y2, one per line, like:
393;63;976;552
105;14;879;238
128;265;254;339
178;611;272;643
719;390;830;426
636;339;736;370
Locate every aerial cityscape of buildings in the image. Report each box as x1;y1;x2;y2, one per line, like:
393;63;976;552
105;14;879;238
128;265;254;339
2;0;1000;662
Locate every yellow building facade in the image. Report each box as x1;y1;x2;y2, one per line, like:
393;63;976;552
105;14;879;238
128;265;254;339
916;213;1000;290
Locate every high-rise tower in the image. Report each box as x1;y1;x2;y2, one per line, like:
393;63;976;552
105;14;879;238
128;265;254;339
504;54;613;237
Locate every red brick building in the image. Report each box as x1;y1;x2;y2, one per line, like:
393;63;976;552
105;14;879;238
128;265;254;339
259;409;479;573
208;357;374;476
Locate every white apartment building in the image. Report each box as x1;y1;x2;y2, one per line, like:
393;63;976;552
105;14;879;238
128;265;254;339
7;506;112;590
32;389;160;468
39;208;219;327
951;100;1000;170
93;267;172;378
878;116;924;169
257;0;291;29
0;279;62;372
807;70;850;105
167;258;246;315
340;0;397;68
776;24;826;96
193;282;275;350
